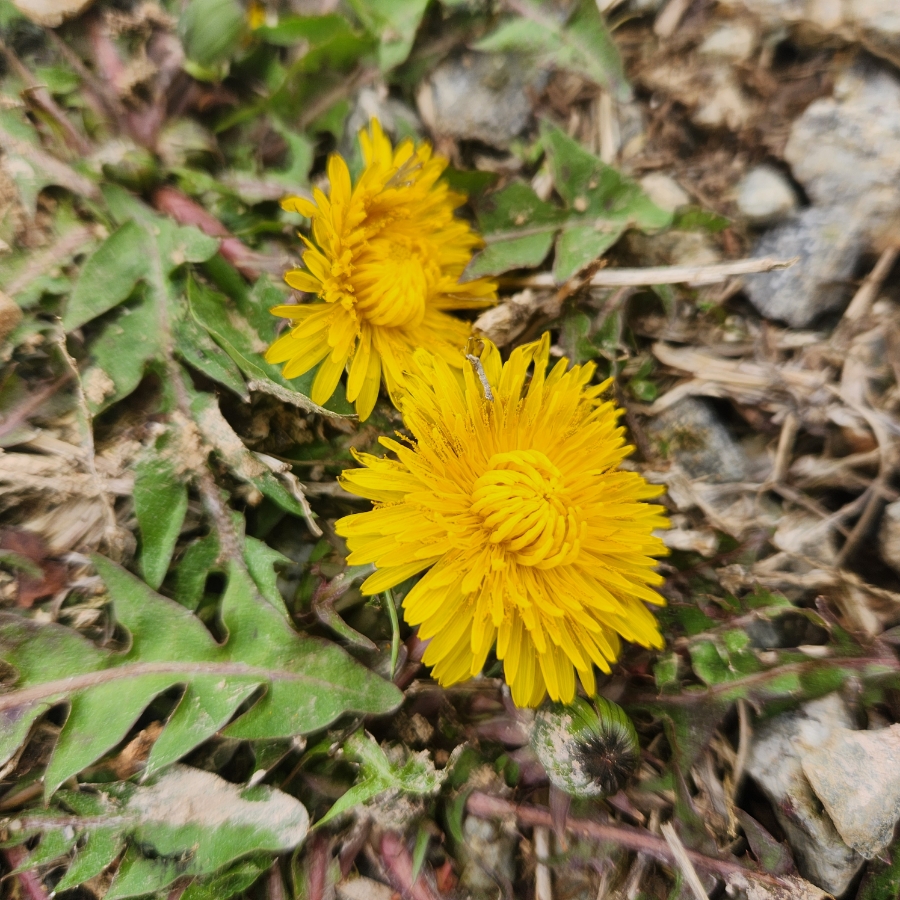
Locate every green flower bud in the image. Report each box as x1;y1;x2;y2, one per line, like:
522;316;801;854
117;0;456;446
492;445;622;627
530;697;640;799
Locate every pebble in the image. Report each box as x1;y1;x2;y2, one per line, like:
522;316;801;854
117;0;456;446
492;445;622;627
743;206;866;328
417;53;545;149
639;173;690;212
735;165;798;225
785;61;900;232
697;22;758;61
801;724;900;859
647;397;751;484
745;693;864;894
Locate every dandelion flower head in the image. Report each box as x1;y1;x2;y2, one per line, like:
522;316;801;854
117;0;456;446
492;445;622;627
335;335;669;707
265;119;497;419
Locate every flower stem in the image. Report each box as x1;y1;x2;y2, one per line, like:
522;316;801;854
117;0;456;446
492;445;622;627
385;588;400;678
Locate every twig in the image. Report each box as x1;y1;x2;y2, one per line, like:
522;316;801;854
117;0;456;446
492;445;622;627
54;331;122;556
508;257;798;289
1;847;51;900
841;244;900;324
0;37;92;157
731;699;751;798
465;792;788;888
769;411;798;485
660;822;709;900
654;0;693;38
534;826;553;900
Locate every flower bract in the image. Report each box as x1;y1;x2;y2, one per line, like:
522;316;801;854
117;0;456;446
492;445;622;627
265;119;496;420
335;334;669;707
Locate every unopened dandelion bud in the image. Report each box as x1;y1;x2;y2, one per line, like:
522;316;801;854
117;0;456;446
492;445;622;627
531;697;640;798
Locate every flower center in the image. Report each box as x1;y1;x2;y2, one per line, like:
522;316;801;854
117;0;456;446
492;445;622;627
471;450;585;568
353;239;430;329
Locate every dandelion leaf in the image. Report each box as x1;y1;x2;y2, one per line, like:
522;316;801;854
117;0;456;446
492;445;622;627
0;557;402;798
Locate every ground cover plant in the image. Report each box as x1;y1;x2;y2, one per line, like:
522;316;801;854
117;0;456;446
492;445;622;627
3;0;900;898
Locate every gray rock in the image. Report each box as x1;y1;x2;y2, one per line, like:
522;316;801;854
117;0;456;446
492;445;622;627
719;0;900;68
736;165;798;225
745;694;864;894
743;206;866;328
801;724;900;859
458;814;517;897
648;398;751;483
879;500;900;574
417;53;545;149
785;61;900;230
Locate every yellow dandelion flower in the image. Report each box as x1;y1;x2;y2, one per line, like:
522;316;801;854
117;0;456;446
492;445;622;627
335;334;669;707
265;119;497;420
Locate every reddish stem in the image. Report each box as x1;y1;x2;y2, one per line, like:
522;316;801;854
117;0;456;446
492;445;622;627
379;831;444;900
151;186;262;280
465;791;789;889
2;847;51;900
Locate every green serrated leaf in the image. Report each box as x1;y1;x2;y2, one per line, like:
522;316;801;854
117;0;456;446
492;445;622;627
0;558;401;796
175;314;249;400
317;731;445;827
179;0;245;70
187;276;349;417
475;0;628;100
53;828;124;893
134;450;189;590
9;827;78;873
553;221;625;282
64;221;147;332
347;0;429;71
175;534;221;609
466;129;671;281
82;290;163;415
181;855;271;900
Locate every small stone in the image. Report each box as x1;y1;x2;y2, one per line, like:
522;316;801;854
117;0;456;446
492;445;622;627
879;501;900;574
417;52;545;149
648;398;751;484
743;205;866;328
736;165;798;225
639;173;690;212
697;22;758;61
458;815;517;897
746;694;863;894
801;725;900;858
785;60;900;235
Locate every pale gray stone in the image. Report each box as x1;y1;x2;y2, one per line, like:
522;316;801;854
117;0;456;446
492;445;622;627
417;53;545;149
736;165;798;225
785;61;900;230
648;398;751;484
746;694;864;895
801;724;900;859
743;206;866;328
639;173;690;212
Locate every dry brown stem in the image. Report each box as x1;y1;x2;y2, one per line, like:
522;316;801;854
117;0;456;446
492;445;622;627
465;792;788;888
